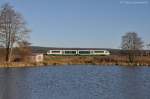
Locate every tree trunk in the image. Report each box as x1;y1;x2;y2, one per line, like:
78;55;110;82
128;50;134;64
6;47;10;62
9;42;14;62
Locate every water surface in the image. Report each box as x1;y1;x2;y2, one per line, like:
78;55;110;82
0;65;150;99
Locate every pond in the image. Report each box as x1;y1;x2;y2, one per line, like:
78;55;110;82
0;65;150;99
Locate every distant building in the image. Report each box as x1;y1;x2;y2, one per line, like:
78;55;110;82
30;53;44;62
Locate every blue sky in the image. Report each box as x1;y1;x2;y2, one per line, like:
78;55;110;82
0;0;150;48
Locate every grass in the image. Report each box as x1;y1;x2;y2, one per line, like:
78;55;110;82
43;55;150;66
0;55;150;68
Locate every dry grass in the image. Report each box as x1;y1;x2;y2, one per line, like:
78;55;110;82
0;55;150;68
0;62;45;68
43;55;150;66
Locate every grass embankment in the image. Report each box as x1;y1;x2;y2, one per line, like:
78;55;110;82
43;55;150;66
0;55;150;68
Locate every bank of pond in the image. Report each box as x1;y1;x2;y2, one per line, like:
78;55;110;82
0;55;150;68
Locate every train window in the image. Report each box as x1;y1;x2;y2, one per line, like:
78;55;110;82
79;51;90;54
94;51;104;53
64;51;77;54
51;51;61;53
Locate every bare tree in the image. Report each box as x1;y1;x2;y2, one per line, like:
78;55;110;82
121;32;144;63
17;40;31;61
0;3;30;62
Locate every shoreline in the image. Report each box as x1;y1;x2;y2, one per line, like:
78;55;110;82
0;55;150;68
0;63;150;68
0;63;149;68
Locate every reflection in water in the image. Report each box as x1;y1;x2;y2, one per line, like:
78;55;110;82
0;69;32;99
119;67;150;99
0;65;150;99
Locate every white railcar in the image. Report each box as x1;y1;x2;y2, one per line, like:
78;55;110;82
47;49;110;56
47;50;63;55
92;50;110;56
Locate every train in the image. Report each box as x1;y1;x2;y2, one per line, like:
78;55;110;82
47;49;110;56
